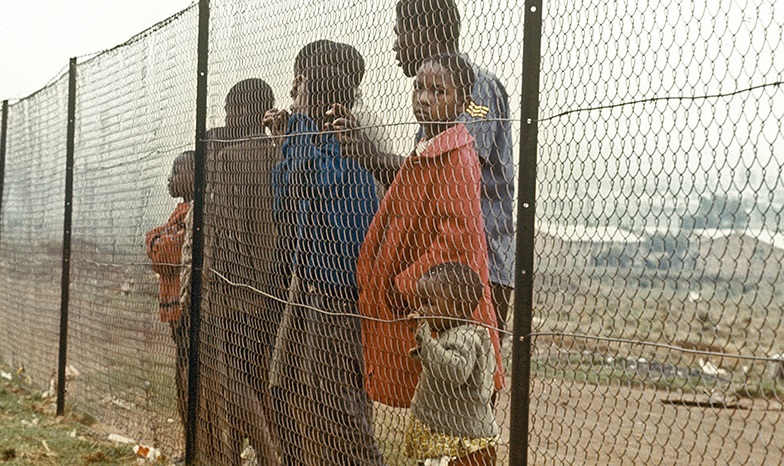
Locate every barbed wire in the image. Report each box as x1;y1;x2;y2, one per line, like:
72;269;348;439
537;80;783;123
71;261;784;365
208;268;515;336
78;3;198;67
202;80;783;144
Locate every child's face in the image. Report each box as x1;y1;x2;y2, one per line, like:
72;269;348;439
416;275;469;332
167;158;193;199
412;60;466;138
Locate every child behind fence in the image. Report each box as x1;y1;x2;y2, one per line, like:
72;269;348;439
264;40;385;466
406;262;500;466
357;53;504;411
144;150;193;442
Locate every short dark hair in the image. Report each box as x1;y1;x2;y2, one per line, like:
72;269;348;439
421;53;475;95
174;150;195;168
225;78;275;110
396;0;461;48
421;262;484;317
294;40;365;89
295;40;365;110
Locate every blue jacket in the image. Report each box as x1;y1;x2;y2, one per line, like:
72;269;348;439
272;113;378;300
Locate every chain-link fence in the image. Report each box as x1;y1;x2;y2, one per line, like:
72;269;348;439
0;0;782;465
0;74;67;391
531;1;784;464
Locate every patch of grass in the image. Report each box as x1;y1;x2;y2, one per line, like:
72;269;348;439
532;259;784;405
535;260;784;360
73;411;98;427
532;354;720;396
0;364;137;465
731;380;784;400
83;451;109;463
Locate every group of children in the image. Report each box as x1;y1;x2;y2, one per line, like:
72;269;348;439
147;42;502;466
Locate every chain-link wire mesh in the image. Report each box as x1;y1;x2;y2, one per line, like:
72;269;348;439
532;1;784;464
198;1;521;464
64;6;198;457
0;76;67;389
0;0;782;465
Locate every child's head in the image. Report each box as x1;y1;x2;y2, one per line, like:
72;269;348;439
167;151;194;200
224;78;275;132
416;262;484;331
292;40;365;119
412;53;475;139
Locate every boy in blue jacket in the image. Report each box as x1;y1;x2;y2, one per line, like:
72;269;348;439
263;40;385;466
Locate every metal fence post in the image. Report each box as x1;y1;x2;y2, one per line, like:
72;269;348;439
0;100;7;241
56;57;78;417
509;1;544;465
185;0;210;462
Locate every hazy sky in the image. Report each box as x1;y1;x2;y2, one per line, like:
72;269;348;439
0;0;194;100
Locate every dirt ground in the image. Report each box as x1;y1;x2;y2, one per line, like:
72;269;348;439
3;351;782;465
3;263;782;465
375;332;783;466
521;378;783;466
